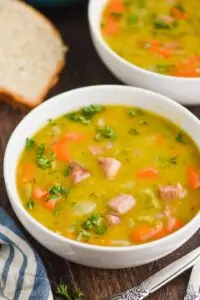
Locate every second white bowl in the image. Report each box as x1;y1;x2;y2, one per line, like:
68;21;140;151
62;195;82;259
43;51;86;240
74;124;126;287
88;0;200;105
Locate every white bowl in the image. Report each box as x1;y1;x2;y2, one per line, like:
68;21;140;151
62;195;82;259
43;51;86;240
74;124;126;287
88;0;200;105
4;85;200;269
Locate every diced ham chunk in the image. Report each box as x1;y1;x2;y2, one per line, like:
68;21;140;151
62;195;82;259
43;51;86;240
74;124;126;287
71;162;91;184
98;157;121;179
159;183;186;200
107;214;121;225
108;194;136;215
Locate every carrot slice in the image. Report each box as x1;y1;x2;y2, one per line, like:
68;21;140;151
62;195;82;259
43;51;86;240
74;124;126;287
103;19;120;36
105;0;125;15
64;132;84;141
173;56;200;77
171;7;188;20
136;167;159;179
32;188;48;201
149;46;172;58
19;163;36;183
43;200;56;211
51;139;71;162
187;168;200;189
131;223;165;243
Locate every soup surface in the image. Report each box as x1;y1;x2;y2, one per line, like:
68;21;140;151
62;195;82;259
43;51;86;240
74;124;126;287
101;0;200;77
17;105;200;246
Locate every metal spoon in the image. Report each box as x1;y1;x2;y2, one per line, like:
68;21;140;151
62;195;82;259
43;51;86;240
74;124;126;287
108;247;200;300
184;257;200;300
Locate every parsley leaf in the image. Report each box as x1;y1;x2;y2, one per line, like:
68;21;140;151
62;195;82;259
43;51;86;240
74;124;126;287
25;138;36;150
56;284;83;300
48;183;69;200
95;126;116;140
67;105;104;125
36;144;52;169
128;15;137;25
82;213;108;236
25;199;35;210
153;19;171;29
128;108;144;117
174;3;185;13
158;156;178;168
63;165;72;177
176;133;185;144
129;128;140;135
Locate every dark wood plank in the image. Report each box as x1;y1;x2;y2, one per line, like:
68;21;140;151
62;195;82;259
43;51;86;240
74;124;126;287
0;3;199;300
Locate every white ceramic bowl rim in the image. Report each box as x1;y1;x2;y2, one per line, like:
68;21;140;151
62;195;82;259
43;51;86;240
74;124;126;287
88;0;200;82
4;85;200;253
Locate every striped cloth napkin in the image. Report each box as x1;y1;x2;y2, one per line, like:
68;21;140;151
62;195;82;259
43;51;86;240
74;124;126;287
0;208;53;300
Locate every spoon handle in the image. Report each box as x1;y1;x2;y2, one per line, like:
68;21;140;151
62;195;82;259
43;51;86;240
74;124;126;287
184;258;200;300
108;247;200;300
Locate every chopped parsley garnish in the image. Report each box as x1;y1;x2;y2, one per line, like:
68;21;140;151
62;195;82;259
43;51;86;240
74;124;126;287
153;19;171;29
128;15;137;25
82;213;108;236
25;138;36;150
48;184;69;200
174;3;185;13
128;108;144;117
111;12;123;18
176;133;185;144
56;284;83;300
140;120;149;125
95;126;116;140
158;156;178;168
156;64;175;74
63;165;72;177
25;199;35;210
67;105;104;125
36;144;53;169
129;128;140;135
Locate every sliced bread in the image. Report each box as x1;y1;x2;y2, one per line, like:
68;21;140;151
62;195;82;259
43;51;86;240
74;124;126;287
0;0;66;108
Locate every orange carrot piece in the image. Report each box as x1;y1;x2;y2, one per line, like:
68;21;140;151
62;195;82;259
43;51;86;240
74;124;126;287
173;56;200;77
19;163;36;183
187;168;200;189
105;0;125;15
32;188;48;201
171;7;188;20
64;132;84;141
103;19;120;36
149;46;172;58
51;139;71;162
136;167;159;179
43;200;56;211
131;223;165;243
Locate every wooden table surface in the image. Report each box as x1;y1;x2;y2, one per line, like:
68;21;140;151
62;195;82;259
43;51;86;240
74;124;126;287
0;3;200;300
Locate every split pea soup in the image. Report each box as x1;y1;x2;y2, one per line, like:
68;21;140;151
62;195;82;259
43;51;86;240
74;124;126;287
101;0;200;77
16;104;200;246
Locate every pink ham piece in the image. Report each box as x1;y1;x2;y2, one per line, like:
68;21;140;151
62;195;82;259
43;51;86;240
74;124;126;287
98;157;121;179
107;214;121;225
159;15;174;24
71;162;91;184
108;194;136;215
159;183;186;200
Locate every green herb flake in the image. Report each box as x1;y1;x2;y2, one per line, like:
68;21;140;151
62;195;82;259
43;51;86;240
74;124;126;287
25;199;35;210
36;144;53;169
128;15;137;25
25;138;36;150
48;183;69;200
95;126;116;141
82;213;108;236
63;165;72;177
153;19;171;29
111;12;123;18
156;64;175;74
128;108;144;117
176;133;185;144
56;284;83;300
129;128;140;135
158;156;178;168
174;3;185;13
67;105;104;126
82;104;104;117
140;120;149;125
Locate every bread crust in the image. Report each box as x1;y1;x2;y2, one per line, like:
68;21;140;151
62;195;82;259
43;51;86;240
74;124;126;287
0;1;66;109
